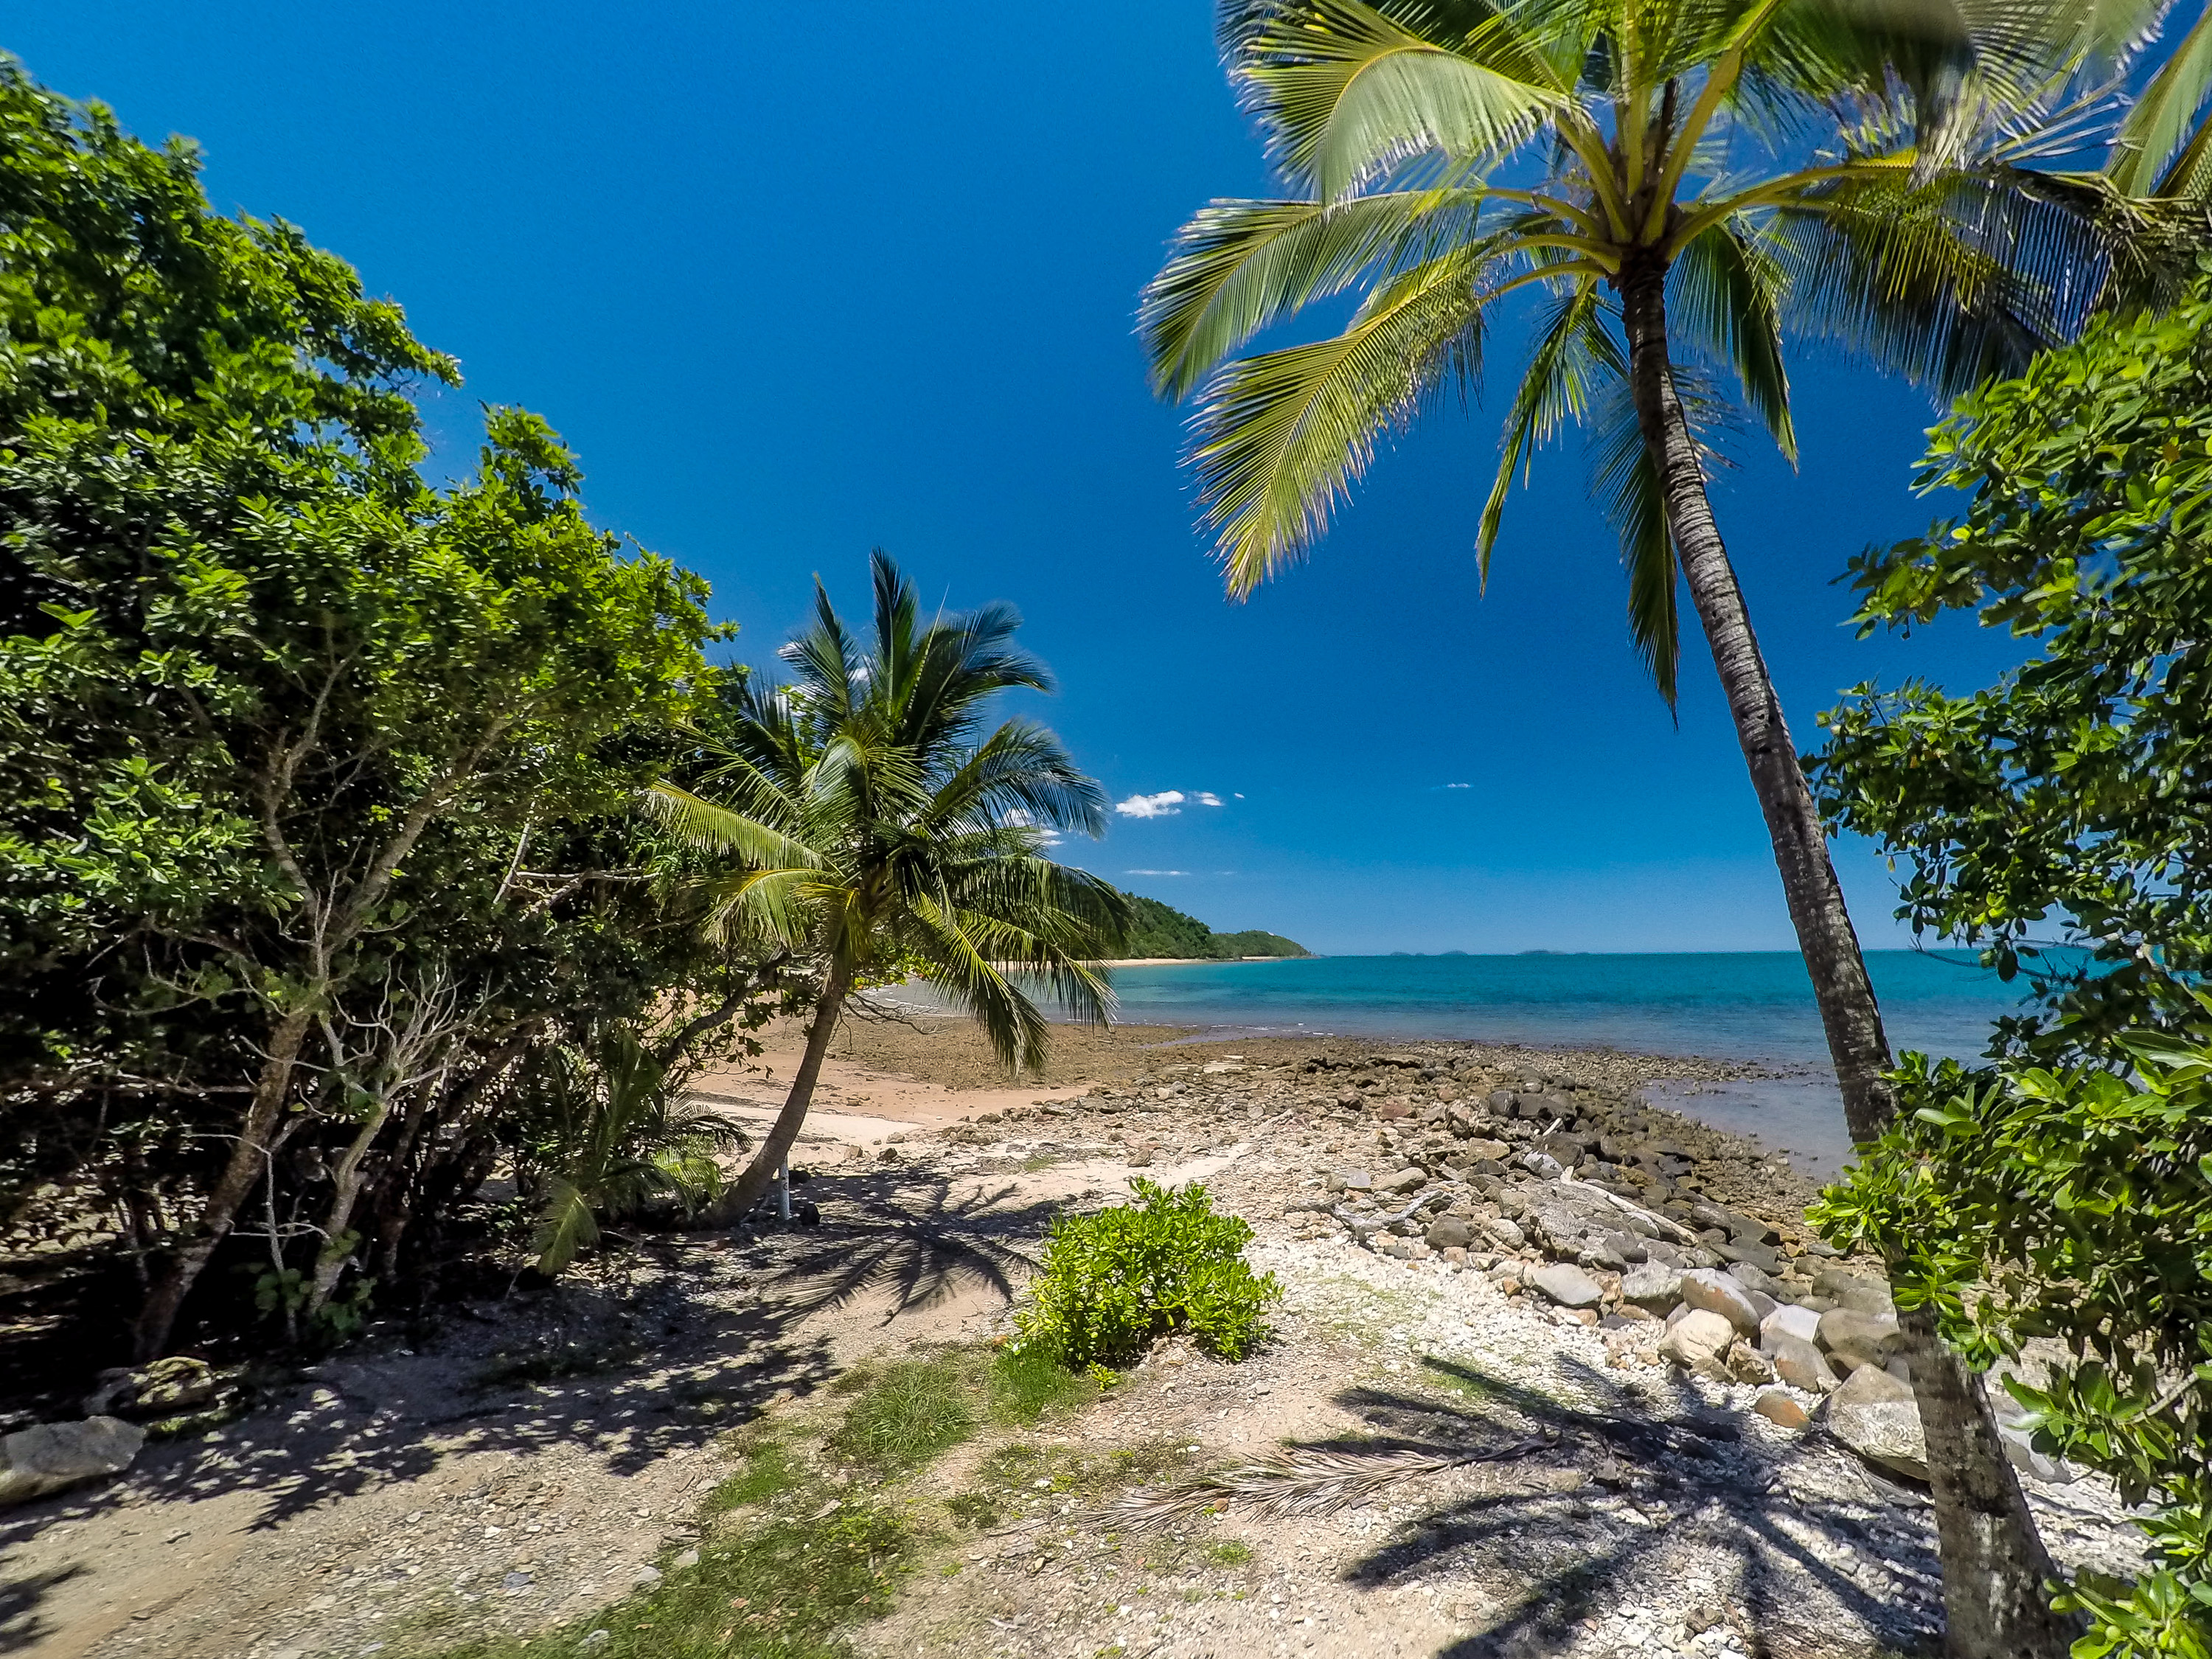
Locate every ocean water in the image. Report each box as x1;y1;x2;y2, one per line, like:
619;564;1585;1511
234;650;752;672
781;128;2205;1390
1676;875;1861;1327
1081;950;2040;1178
1099;950;2024;1066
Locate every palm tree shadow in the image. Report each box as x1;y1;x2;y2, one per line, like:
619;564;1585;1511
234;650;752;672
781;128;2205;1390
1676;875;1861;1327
765;1168;1060;1325
1304;1355;1943;1659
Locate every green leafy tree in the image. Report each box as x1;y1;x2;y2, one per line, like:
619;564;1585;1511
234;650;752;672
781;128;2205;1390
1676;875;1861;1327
1814;1012;2212;1658
1812;277;2212;1056
1140;4;2152;1644
643;552;1130;1223
0;66;757;1362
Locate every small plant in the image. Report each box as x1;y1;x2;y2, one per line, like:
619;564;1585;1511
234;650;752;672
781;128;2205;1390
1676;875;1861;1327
1206;1539;1253;1566
518;1024;743;1276
1014;1180;1280;1366
989;1340;1110;1424
830;1357;976;1472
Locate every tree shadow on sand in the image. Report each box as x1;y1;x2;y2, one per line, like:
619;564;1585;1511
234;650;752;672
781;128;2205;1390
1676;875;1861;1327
1289;1356;1944;1659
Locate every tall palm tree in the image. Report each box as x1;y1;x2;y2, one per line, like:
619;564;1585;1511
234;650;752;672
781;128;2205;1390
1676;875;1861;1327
643;552;1129;1223
1141;3;2152;1651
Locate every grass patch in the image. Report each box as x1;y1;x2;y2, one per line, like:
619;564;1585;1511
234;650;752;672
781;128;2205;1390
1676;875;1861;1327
703;1434;801;1512
414;1338;1125;1659
829;1357;976;1472
419;1497;917;1659
988;1340;1109;1425
1206;1539;1253;1565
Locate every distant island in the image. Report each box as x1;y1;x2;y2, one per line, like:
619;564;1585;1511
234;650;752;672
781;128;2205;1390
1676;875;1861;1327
1113;890;1310;960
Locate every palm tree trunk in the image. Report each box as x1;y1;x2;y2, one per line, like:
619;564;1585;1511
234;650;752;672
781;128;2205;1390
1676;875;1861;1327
709;964;852;1225
1619;262;2071;1659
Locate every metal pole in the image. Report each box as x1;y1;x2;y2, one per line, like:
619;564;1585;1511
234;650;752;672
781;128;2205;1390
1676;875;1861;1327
777;1158;792;1224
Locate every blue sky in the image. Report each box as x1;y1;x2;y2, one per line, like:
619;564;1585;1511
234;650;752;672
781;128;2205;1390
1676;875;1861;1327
13;1;2045;954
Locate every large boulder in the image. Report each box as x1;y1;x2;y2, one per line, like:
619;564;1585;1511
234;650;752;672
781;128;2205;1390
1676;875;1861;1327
1816;1308;1905;1374
1424;1217;1477;1251
1822;1364;1927;1481
1380;1166;1429;1195
1764;1334;1840;1394
1527;1262;1605;1310
1678;1269;1763;1339
1658;1309;1737;1382
0;1417;146;1509
1619;1263;1683;1313
1759;1304;1823;1346
1812;1265;1895;1315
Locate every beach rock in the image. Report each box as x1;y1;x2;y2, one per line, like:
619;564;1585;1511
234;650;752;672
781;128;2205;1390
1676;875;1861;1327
1751;1391;1812;1431
1424;1217;1476;1251
1658;1310;1737;1382
1814;1266;1894;1314
1518;1150;1565;1181
1725;1340;1778;1385
1714;1239;1786;1276
1760;1304;1823;1346
0;1417;145;1508
1461;1138;1509;1162
1727;1262;1786;1299
1338;1170;1373;1192
1380;1166;1428;1195
1528;1262;1604;1310
1531;1132;1586;1169
1823;1364;1927;1481
1619;1263;1683;1312
1678;1269;1762;1339
1481;1217;1526;1250
1817;1308;1905;1374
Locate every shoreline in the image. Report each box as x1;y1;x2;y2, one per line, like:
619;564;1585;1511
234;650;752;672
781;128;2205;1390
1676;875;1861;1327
695;1012;1852;1178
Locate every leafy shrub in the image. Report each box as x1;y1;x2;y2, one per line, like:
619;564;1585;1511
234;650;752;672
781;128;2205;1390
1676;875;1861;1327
1813;1005;2212;1658
1014;1180;1280;1366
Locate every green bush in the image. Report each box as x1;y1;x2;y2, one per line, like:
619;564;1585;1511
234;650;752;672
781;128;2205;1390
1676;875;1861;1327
1812;1006;2212;1659
1014;1180;1280;1366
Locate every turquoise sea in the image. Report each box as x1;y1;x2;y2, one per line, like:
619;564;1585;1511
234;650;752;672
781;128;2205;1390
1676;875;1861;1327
1085;950;2042;1178
1101;950;2026;1066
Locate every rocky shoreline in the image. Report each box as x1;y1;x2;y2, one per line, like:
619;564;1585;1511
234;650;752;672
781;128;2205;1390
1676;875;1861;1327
1;1031;2148;1659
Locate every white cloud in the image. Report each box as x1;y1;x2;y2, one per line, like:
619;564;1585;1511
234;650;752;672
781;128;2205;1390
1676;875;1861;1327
1192;791;1223;807
1444;782;1472;790
1125;869;1189;876
1234;792;1245;799
1115;790;1186;819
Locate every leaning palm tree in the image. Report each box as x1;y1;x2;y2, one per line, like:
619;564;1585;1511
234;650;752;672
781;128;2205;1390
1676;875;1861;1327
1141;3;2159;1651
643;552;1130;1224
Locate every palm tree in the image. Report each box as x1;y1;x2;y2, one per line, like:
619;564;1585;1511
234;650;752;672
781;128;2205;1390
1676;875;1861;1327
1141;3;2153;1650
642;552;1129;1224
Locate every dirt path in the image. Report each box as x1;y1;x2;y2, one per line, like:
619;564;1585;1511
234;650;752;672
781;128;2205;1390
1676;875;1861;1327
1;1030;2146;1659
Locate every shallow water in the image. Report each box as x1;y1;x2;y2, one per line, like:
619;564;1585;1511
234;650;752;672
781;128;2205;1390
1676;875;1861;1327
1043;950;2041;1179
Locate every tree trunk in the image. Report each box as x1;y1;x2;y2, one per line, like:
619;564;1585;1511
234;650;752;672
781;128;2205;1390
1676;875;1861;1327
702;967;850;1225
133;1004;316;1359
1618;261;2069;1659
304;1096;393;1318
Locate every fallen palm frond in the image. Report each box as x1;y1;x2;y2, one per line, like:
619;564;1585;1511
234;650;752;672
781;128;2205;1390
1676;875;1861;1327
1096;1434;1557;1531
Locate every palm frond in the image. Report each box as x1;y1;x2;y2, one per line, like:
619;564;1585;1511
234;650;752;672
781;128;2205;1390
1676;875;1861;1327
1476;277;1621;571
641;782;824;872
1233;0;1566;199
1588;389;1682;708
1669;212;1796;461
2108;3;2212;200
1190;240;1499;594
1143;190;1492;397
531;1177;600;1277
